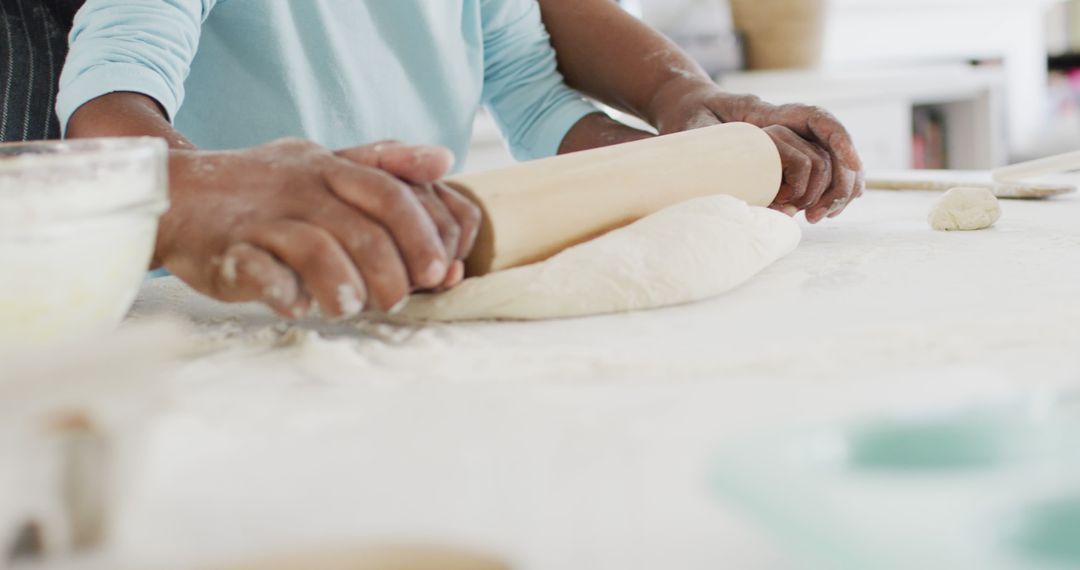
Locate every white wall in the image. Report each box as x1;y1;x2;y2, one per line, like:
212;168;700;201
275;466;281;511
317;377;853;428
636;0;1057;155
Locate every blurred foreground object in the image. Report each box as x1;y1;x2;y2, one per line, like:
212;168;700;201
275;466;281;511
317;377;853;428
713;391;1080;569
0;138;168;349
2;320;193;567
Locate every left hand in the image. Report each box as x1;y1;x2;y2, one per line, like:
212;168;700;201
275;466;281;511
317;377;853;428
649;80;865;223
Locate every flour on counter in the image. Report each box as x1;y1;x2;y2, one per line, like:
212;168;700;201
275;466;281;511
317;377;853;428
69;189;1080;570
400;195;801;321
192;320;313;352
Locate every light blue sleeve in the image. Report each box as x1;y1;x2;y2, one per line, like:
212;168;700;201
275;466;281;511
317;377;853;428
56;0;217;135
480;0;598;161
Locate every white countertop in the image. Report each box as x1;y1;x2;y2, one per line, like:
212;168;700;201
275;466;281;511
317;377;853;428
15;186;1080;569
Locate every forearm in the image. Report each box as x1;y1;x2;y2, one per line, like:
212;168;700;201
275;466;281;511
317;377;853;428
539;0;712;125
557;112;654;154
67;92;200;269
66;92;195;150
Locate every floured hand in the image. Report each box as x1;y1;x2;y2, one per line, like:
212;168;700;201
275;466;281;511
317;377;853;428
158;140;480;319
650;80;865;223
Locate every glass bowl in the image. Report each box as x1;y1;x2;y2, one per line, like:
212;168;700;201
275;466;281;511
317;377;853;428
0;138;169;348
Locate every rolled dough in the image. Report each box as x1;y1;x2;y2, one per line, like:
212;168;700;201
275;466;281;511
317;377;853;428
400;195;802;321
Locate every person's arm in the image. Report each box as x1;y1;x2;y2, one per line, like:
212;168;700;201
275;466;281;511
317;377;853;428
478;0;654;159
59;2;479;318
539;0;865;223
57;0;213;137
67;92;478;319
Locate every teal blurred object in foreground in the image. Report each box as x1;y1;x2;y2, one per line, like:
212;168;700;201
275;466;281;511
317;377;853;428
711;392;1080;570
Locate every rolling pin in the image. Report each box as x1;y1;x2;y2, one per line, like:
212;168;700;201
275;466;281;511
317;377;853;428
867;170;1076;199
446;122;782;276
209;544;510;570
993;148;1080;182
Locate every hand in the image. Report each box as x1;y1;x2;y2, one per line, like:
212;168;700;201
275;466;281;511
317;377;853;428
156;139;481;319
649;80;865;223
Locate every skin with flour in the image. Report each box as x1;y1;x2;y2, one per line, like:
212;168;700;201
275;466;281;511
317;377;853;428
65;2;862;321
67;94;482;320
398;1;858;321
541;0;866;223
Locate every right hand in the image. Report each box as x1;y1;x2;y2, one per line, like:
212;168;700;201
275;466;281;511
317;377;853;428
155;138;481;319
649;82;864;223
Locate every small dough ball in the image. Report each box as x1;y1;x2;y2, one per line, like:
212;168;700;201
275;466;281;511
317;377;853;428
928;187;1002;231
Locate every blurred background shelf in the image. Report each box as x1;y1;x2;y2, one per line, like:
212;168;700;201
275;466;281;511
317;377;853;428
822;0;1054;159
717;65;1005;171
1049;52;1080;71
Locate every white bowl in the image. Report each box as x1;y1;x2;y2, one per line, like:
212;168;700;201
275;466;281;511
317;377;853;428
0;138;169;349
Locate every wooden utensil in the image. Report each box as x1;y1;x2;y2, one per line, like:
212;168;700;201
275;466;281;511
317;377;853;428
993;149;1080;182
867;170;1076;200
446;122;782;276
210;545;510;570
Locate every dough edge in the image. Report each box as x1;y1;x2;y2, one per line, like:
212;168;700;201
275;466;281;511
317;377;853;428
400;195;802;322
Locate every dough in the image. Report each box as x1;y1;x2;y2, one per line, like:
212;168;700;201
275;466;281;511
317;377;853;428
400;195;801;321
928;187;1002;231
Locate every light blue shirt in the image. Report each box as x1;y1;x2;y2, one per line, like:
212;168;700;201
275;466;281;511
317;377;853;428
57;0;598;164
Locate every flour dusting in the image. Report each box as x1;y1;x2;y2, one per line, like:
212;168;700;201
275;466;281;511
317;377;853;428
336;284;363;317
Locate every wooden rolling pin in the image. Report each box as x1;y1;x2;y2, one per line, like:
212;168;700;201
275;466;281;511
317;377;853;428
993;149;1080;182
210;545;510;570
867;170;1076;199
446;122;782;276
